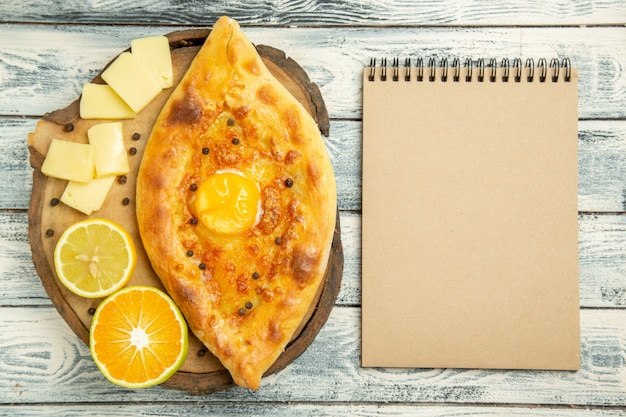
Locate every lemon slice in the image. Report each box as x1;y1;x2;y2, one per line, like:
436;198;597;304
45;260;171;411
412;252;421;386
90;286;189;388
53;218;137;298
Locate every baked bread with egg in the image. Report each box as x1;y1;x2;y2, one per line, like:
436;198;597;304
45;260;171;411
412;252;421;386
135;16;337;390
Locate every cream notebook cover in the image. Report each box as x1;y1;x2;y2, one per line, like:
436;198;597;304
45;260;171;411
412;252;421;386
361;58;580;370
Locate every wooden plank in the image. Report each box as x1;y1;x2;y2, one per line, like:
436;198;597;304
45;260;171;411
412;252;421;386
0;211;49;305
579;120;626;213
579;213;626;308
0;306;624;406
1;403;624;417
0;25;624;119
4;210;626;308
0;0;625;26
5;119;626;213
0;118;33;210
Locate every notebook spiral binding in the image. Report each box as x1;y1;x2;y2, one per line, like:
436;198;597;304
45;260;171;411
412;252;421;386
367;57;572;83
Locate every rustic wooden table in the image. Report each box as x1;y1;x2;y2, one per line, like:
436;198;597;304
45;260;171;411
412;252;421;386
1;1;626;415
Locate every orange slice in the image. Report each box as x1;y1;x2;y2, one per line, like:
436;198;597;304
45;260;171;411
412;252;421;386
53;218;136;298
89;286;189;388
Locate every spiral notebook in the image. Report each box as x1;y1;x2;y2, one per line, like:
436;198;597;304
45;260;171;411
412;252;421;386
361;57;580;370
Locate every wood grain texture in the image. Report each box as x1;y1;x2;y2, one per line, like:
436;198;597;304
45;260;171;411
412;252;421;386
4;211;626;309
1;1;625;414
1;404;625;417
5;119;626;212
0;306;625;406
0;0;625;26
0;25;624;119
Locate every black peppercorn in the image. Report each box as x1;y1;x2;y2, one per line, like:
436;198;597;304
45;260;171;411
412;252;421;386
122;197;130;205
190;217;198;225
190;183;198;191
238;308;247;316
227;118;235;126
132;132;141;141
245;302;253;309
252;272;260;280
275;237;282;245
129;147;137;155
118;175;127;185
50;198;60;207
88;307;96;315
231;138;240;145
186;250;194;257
197;349;207;357
199;263;206;270
285;178;294;188
65;123;74;132
202;147;210;155
45;229;54;237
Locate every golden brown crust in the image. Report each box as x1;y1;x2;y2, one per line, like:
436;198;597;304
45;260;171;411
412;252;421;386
136;16;336;390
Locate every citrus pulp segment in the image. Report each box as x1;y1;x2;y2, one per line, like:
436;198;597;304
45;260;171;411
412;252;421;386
89;286;189;388
53;218;137;298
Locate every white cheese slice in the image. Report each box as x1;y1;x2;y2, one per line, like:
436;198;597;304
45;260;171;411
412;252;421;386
79;83;137;120
88;122;130;178
131;36;174;88
101;52;162;113
61;176;116;215
41;139;94;183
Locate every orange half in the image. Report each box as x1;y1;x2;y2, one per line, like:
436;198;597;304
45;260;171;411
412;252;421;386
89;286;188;388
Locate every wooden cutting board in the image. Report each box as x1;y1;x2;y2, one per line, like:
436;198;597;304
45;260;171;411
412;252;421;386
27;28;343;394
